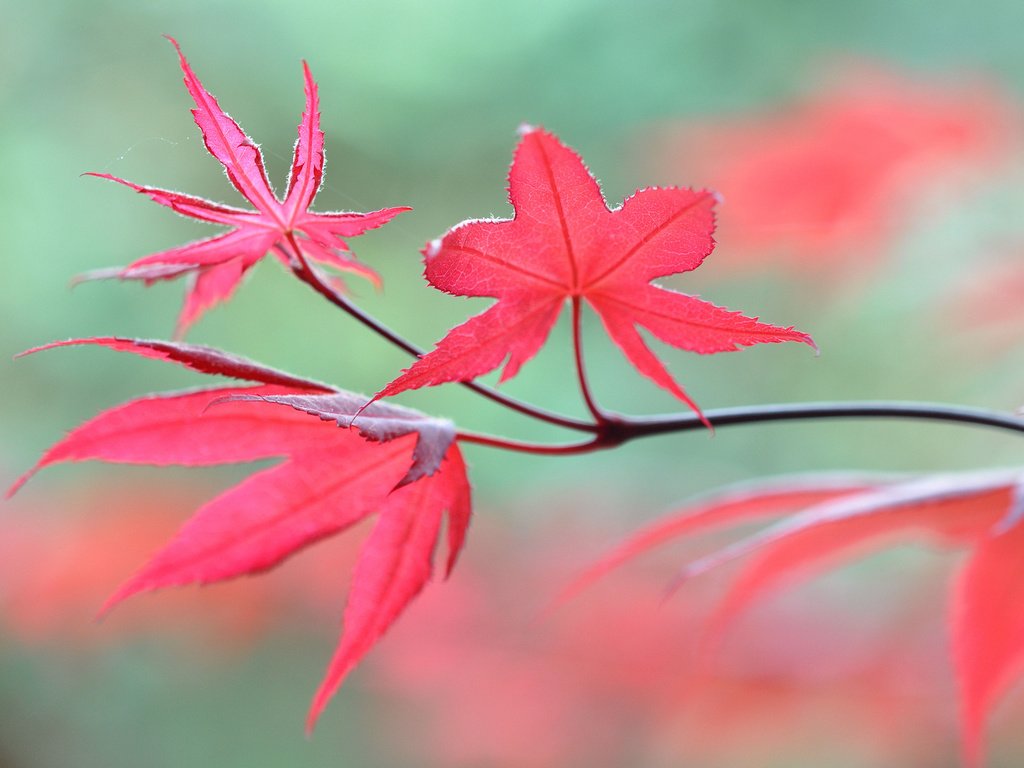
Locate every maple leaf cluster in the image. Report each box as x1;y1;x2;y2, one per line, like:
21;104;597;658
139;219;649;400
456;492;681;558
10;36;810;728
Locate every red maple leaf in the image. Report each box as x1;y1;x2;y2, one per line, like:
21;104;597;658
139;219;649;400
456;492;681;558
8;338;471;729
563;470;1024;767
377;127;814;418
83;37;409;337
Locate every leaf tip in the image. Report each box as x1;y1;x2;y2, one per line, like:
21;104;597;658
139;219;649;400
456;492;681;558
804;333;820;356
424;238;443;261
4;472;31;500
516;122;538;137
97;582;138;620
305;685;334;736
163;34;183;55
660;570;691;604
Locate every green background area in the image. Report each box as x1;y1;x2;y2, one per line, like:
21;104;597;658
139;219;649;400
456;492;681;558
3;1;1024;766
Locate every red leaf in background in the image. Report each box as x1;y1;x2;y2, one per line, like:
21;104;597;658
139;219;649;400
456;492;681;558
649;67;1013;276
1;484;287;647
567;469;1024;767
83;37;409;336
378;127;813;419
553;474;874;607
370;513;954;768
954;506;1024;768
10;338;472;726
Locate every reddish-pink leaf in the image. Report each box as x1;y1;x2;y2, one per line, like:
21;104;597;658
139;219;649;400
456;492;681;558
597;469;1022;765
176;261;249;339
295;234;382;289
567;470;1024;763
306;444;470;730
101;433;418;614
694;479;1014;654
19;336;331;390
283;61;325;220
555;475;874;607
675;471;1018;588
378;127;813;418
440;447;472;577
7;385;327;497
127;227;279;270
83;37;409;335
83;172;258;226
166;35;278;212
953;492;1024;768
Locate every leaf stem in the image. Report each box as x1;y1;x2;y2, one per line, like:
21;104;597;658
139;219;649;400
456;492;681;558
572;297;609;424
282;235;598;434
457;430;603;455
622;401;1024;440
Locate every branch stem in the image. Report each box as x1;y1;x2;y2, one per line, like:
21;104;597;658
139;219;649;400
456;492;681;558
459;400;1024;456
623;401;1024;440
456;430;602;455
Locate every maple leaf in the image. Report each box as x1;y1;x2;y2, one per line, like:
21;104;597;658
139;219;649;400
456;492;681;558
564;469;1024;767
83;37;409;337
377;127;813;418
9;338;471;728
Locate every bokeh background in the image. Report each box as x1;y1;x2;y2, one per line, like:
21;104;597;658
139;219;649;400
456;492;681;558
4;1;1024;766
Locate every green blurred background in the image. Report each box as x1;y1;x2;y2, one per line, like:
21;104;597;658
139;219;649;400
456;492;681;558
4;1;1024;766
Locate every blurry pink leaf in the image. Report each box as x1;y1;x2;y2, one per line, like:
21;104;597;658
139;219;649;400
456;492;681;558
652;67;1013;275
954;499;1024;768
555;474;874;606
574;468;1024;766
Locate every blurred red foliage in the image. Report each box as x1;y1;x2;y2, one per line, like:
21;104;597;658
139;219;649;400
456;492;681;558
365;517;957;768
947;249;1024;353
0;478;364;649
646;65;1016;279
